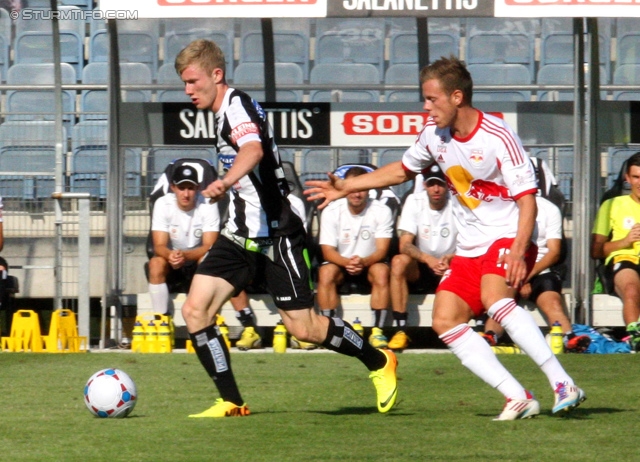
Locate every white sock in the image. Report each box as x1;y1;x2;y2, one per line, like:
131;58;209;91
489;298;574;388
440;324;527;399
149;283;172;316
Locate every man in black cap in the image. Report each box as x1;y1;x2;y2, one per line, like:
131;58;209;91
387;163;457;350
148;164;221;316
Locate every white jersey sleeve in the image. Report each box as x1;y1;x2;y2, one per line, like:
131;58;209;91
535;196;563;265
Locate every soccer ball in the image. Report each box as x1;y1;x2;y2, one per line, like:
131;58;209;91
84;368;137;418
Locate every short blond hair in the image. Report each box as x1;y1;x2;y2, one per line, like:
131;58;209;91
175;39;226;77
419;55;473;106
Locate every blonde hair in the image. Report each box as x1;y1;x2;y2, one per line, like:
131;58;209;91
175;39;226;77
419;55;473;106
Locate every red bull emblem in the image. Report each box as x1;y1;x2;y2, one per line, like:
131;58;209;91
465;179;512;202
469;149;484;164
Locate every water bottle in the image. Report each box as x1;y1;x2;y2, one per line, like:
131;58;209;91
273;321;287;353
157;321;172;353
353;317;364;337
145;320;159;353
219;322;231;350
131;321;145;353
549;321;564;355
491;345;523;354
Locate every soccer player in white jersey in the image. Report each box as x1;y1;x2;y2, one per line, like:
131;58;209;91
176;39;397;418
306;56;585;420
388;164;457;350
317;166;395;348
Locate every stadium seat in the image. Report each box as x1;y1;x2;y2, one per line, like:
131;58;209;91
71;121;142;198
0;9;11;82
606;147;637;191
540;18;612;84
239;18;310;80
314;18;385;76
300;148;335;184
81;62;152;120
467;63;532;102
156;63;189;103
14;6;85;76
309;63;380;102
163;18;235;80
466;18;537;79
612;64;640;101
385;64;420;103
90;19;159;78
0;121;64;200
6;63;77;133
233;62;304;102
389;30;459;66
377;148;413;198
537;64;608;101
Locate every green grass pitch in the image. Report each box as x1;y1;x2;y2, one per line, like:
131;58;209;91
0;351;637;461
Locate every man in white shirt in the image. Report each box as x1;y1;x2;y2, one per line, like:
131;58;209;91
388;164;457;350
149;165;221;316
317;166;395;348
306;56;584;420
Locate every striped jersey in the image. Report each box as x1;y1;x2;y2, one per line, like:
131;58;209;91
215;88;303;238
402;110;537;257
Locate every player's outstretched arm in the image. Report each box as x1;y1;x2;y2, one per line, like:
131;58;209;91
305;161;413;210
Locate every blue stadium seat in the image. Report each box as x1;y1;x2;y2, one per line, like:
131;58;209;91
607;147;637;190
537;64;608;101
71;121;142;198
389;30;459;66
239;19;310;80
0;121;64;200
233;62;304;102
540;18;611;84
0;9;11;82
467;63;532;102
6;63;77;132
60;0;93;8
81;62;152;120
300;148;335;184
309;63;380;102
616;19;640;68
148;147;217;187
466;18;537;79
14;6;85;76
377;148;413;198
90;19;159;78
156;63;189;103
163;18;235;80
315;18;385;76
385;64;420;103
613;64;640;101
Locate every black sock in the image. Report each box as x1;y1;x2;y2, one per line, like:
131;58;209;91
321;317;387;371
235;307;256;328
392;311;408;327
373;309;387;328
190;324;244;406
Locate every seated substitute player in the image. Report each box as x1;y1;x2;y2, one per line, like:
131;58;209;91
176;39;397;418
306;55;585;420
317;166;395;348
149;165;262;349
591;151;640;351
481;195;591;353
388;165;457;350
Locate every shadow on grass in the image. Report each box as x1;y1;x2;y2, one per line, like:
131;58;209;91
478;406;621;420
310;406;414;416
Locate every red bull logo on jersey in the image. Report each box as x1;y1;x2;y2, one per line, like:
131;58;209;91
445;165;512;210
466;179;512;203
469;149;484;165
